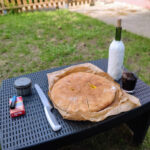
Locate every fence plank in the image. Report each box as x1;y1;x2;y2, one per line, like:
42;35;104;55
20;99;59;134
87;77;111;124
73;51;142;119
0;0;4;8
28;0;32;4
0;0;4;14
16;0;22;5
22;0;27;5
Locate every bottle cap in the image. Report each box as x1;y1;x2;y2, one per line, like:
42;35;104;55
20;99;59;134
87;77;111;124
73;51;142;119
117;19;122;27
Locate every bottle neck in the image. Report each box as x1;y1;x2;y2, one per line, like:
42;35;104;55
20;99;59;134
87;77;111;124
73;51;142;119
115;27;122;41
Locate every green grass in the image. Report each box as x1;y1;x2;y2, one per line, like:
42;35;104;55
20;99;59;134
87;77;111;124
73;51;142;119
0;10;150;150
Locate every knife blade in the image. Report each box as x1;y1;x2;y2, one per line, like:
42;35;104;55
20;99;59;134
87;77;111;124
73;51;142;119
34;84;61;131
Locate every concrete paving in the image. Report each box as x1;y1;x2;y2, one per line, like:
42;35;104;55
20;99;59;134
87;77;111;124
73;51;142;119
99;12;150;38
117;0;150;9
69;1;150;38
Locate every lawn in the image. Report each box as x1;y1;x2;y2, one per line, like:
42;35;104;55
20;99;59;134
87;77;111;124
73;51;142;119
0;10;150;150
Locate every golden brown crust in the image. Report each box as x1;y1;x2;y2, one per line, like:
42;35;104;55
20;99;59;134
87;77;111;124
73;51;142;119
51;72;116;113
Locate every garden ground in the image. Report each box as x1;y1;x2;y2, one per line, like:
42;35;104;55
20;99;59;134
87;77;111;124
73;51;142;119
0;10;150;150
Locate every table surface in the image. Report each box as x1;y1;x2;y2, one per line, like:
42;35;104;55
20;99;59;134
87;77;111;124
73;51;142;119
0;59;150;150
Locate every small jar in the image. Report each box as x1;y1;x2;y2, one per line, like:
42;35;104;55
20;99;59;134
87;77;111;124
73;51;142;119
122;72;137;93
14;77;32;96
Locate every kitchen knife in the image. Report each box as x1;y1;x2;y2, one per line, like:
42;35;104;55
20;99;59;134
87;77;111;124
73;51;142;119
34;84;61;131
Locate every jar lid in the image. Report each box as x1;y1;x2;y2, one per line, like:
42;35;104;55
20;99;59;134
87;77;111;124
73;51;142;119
14;77;32;89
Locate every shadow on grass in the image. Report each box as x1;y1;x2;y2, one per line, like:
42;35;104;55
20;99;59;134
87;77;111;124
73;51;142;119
60;124;150;150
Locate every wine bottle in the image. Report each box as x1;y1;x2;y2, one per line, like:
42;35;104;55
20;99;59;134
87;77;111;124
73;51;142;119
107;19;125;81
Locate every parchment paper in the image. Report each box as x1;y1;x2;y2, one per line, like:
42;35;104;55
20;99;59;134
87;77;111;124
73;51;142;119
47;63;141;122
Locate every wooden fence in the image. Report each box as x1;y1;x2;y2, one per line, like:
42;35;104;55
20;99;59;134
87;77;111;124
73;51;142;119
0;0;94;14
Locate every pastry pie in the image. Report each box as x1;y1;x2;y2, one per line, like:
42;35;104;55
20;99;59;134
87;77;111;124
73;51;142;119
47;63;141;122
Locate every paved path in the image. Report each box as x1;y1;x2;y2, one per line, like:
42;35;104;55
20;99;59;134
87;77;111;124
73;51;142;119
69;1;150;38
99;11;150;38
117;0;150;9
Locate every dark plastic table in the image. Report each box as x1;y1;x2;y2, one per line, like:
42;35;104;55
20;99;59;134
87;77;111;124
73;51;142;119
0;59;150;150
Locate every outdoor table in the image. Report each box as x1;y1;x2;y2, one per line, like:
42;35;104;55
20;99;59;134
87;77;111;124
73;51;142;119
0;59;150;150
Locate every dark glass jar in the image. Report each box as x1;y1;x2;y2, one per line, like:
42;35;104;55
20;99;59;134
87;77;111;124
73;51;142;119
14;77;32;96
122;72;137;92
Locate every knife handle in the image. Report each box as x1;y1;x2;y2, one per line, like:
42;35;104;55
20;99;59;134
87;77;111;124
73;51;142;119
44;106;61;131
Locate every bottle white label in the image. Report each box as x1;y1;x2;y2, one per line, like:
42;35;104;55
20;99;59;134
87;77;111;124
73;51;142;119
107;40;125;80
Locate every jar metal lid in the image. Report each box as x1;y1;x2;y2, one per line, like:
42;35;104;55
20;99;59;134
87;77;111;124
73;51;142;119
14;77;32;89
